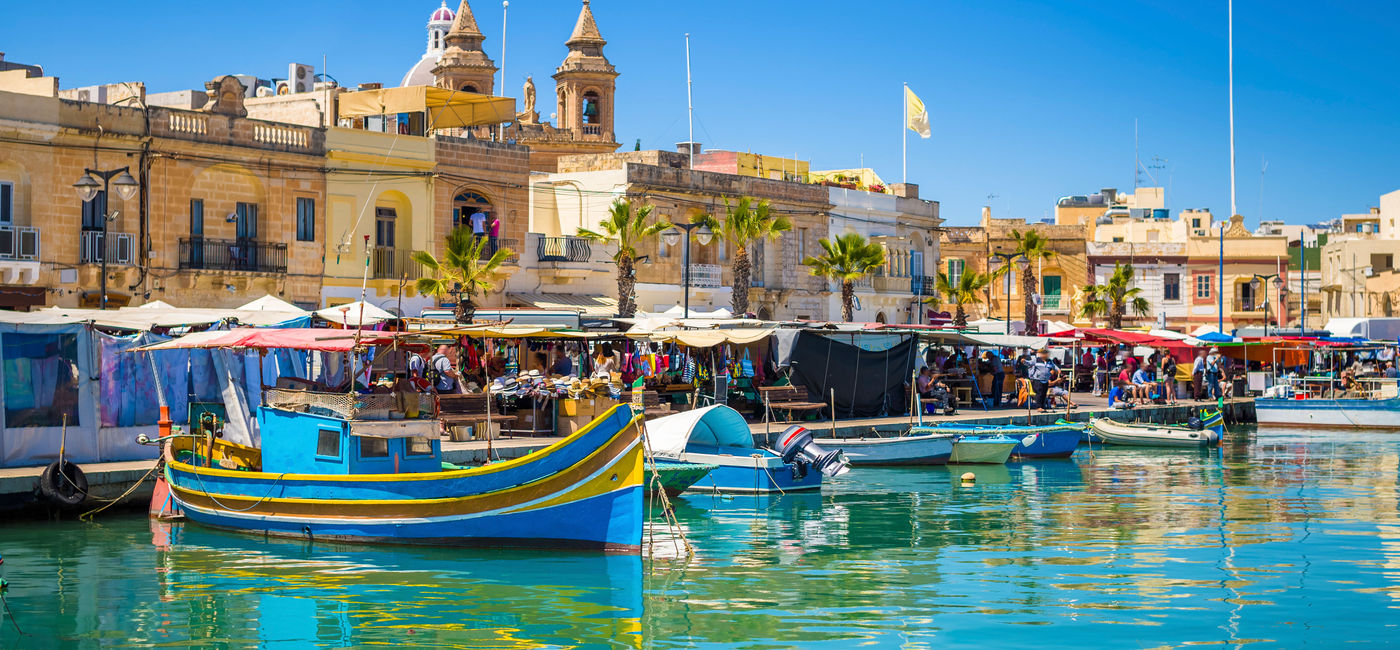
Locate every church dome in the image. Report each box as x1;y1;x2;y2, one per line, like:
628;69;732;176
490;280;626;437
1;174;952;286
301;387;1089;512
430;2;455;23
401;54;439;87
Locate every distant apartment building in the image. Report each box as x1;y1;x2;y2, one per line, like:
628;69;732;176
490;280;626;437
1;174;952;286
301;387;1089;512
1321;195;1400;321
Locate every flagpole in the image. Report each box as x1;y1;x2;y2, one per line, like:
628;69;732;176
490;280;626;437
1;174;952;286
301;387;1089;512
902;82;908;184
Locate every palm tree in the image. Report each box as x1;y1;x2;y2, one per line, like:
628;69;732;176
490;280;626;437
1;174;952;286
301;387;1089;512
1080;262;1151;329
413;226;514;322
694;196;792;315
936;270;991;328
802;232;887;322
577;198;669;318
991;230;1056;332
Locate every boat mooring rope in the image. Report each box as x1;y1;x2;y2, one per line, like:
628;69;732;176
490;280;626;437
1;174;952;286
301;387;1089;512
78;460;164;521
640;416;692;558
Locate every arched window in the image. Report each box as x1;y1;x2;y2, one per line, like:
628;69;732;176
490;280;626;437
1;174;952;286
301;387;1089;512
462;83;478;93
582;91;601;125
876;312;888;324
453;190;492;231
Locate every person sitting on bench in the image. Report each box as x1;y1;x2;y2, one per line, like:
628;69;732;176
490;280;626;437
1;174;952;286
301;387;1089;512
917;366;957;414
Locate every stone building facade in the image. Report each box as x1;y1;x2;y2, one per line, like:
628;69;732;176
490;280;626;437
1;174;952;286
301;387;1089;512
0;72;325;309
528;150;836;320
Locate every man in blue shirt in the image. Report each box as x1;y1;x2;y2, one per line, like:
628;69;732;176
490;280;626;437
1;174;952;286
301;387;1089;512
1028;348;1058;412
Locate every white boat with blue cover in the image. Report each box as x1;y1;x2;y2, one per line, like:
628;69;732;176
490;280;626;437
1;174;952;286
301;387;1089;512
647;405;849;494
815;432;955;466
916;422;1083;459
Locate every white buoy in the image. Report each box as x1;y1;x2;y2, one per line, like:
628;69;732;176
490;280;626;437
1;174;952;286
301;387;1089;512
960;471;976;483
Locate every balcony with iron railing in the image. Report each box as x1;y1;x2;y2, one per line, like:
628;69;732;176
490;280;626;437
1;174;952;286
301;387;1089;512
1041;294;1066;313
687;263;723;288
0;225;39;262
179;237;288;273
911;275;938;296
477;237;520;265
80;230;136;265
831;276;874;292
372;247;423;281
536;236;592;263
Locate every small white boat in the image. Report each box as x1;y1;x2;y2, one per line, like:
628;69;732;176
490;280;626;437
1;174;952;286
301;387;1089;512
1088;412;1223;448
948;435;1019;464
816;433;955;466
648;406;848;494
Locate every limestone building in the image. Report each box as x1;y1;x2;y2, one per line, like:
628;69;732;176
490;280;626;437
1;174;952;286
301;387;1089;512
525;149;836;320
0;71;326;309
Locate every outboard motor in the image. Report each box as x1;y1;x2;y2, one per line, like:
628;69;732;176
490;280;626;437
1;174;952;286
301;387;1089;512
1186;415;1204;431
774;425;850;478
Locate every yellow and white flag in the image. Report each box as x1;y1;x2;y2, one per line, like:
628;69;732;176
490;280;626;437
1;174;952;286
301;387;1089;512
905;86;931;138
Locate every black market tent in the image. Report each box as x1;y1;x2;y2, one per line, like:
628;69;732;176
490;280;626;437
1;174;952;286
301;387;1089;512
776;329;918;419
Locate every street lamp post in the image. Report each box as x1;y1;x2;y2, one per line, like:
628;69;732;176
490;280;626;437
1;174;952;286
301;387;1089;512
72;166;139;310
661;222;713;317
989;252;1029;335
1251;273;1283;337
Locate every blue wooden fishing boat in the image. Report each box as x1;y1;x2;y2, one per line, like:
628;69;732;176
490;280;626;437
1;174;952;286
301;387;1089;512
145;328;645;552
647;405;848;494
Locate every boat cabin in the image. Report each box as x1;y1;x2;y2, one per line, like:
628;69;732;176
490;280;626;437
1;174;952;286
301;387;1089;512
260;402;442;475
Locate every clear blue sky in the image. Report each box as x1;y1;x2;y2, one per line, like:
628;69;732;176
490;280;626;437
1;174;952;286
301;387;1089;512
3;0;1396;226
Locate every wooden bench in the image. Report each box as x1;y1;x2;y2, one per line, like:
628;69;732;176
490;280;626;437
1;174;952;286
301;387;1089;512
437;394;518;439
759;385;826;422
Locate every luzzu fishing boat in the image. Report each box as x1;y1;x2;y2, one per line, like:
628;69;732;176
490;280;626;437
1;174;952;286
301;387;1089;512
143;328;645;552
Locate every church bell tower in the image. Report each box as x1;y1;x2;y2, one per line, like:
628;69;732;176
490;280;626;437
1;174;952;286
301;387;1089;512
552;0;617;138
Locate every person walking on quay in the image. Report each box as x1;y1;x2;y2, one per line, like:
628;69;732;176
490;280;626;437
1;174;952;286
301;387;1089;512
1028;348;1058;413
1191;349;1208;400
1160;350;1179;405
1204;347;1224;400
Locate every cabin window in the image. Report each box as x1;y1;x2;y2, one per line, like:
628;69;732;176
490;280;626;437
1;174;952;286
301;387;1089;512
359;436;389;459
407;436;433;456
316;429;341;458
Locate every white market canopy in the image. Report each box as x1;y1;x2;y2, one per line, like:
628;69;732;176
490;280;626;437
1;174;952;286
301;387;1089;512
0;304;311;330
238;294;307;313
315;301;395;326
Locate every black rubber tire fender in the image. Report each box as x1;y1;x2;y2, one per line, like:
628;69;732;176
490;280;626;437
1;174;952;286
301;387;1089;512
38;459;88;507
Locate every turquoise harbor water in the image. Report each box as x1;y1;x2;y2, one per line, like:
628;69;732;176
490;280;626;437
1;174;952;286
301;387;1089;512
2;425;1399;648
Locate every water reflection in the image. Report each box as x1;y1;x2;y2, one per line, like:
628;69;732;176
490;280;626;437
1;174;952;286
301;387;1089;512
2;519;641;648
3;426;1400;648
645;427;1400;647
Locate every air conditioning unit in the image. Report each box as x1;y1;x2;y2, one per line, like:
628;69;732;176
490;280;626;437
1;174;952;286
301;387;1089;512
288;63;315;93
229;75;260;97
